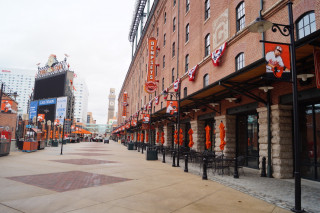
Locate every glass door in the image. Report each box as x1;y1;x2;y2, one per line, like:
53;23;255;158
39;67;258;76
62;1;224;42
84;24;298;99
237;113;259;169
300;104;320;181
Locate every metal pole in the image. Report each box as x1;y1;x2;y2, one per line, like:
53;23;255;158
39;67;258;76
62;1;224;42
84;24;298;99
177;85;181;167
234;116;239;178
287;1;303;212
267;90;272;178
0;83;3;112
61;118;65;155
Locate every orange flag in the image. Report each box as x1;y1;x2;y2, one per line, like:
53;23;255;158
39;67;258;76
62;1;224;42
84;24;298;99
141;133;144;142
161;132;165;144
174;130;178;144
219;121;226;151
188;129;194;148
179;128;183;146
205;125;211;149
137;133;140;142
156;132;160;143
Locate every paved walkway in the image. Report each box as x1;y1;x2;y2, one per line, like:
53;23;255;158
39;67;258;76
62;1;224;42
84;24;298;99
0;141;313;213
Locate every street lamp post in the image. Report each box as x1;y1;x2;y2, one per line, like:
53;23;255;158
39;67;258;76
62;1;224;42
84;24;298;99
249;1;303;212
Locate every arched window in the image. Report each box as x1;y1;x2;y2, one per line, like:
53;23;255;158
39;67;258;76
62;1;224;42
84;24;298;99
172;42;175;57
164;12;167;24
236;2;245;32
203;74;209;87
236;52;245;71
173;17;176;32
163;33;166;46
172;68;175;83
205;34;210;57
186;0;190;13
296;11;316;40
184;87;188;98
185;54;189;72
185;24;189;42
173;0;176;7
205;0;210;20
163;55;165;68
162;78;164;90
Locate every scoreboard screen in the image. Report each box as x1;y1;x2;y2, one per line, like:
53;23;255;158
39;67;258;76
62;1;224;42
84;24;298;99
34;73;66;100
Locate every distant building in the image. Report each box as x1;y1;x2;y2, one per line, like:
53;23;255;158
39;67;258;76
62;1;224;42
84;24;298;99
107;88;116;124
0;68;35;115
73;77;89;124
87;112;94;124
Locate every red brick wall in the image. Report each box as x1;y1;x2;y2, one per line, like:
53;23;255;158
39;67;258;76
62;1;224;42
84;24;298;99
118;0;320;124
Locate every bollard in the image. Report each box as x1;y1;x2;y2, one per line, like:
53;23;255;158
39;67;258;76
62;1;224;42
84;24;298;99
233;157;239;178
142;144;144;154
172;151;176;167
184;154;188;172
138;143;140;152
177;149;180;167
261;156;267;177
162;148;166;163
202;157;208;180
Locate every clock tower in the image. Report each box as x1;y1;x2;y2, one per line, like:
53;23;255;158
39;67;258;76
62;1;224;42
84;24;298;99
107;88;116;124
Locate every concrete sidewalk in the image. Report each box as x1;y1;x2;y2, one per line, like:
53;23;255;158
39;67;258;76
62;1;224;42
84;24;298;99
0;141;292;213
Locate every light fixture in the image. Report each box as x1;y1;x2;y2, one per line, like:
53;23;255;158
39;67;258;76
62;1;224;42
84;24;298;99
259;86;274;92
225;97;237;102
183;112;190;115
297;74;314;81
210;103;219;107
248;17;273;33
193;108;200;112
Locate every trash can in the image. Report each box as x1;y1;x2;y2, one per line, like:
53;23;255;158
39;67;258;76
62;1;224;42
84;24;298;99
146;150;158;160
127;142;134;150
52;140;58;147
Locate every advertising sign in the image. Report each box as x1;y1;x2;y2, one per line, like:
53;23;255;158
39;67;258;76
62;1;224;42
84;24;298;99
36;54;69;78
265;43;290;78
37;114;45;122
122;92;128;118
1;100;13;113
166;100;178;115
145;37;158;93
39;98;56;106
29;101;38;120
142;114;150;123
55;97;68;125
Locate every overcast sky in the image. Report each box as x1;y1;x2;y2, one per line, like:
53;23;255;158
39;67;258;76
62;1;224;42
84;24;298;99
0;0;135;124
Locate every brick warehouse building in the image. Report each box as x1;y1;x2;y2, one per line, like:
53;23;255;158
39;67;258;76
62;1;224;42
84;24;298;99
114;0;320;181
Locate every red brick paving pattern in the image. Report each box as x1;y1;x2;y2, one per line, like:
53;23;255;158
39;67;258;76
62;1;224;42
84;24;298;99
51;158;117;165
7;171;131;192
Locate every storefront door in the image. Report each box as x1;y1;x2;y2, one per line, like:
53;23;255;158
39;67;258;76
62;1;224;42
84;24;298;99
300;103;320;181
237;113;259;169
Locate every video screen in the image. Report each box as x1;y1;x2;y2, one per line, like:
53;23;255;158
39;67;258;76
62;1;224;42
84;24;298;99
34;73;66;100
37;104;56;123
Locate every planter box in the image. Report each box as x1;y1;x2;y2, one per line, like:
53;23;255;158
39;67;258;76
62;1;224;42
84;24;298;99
23;141;37;152
0;141;11;156
146;150;158;160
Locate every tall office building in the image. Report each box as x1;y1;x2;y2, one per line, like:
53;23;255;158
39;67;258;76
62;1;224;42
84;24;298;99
73;77;89;124
0;68;35;115
107;88;116;124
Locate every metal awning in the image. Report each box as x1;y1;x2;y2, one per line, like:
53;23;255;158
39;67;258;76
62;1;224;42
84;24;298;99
128;0;147;42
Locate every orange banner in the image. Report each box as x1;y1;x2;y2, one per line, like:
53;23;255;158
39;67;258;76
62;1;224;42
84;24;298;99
145;37;157;93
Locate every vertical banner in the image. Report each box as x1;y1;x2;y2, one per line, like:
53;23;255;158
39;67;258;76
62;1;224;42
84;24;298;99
1;100;13;113
314;48;320;89
145;37;158;93
55;97;68;125
265;43;290;78
29;101;38;120
122;92;128;118
166;100;178;115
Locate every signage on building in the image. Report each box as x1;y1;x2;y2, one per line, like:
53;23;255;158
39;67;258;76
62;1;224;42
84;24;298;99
39;98;56;106
36;54;69;78
55;97;68;125
145;37;158;93
29;101;38;120
1;100;14;113
122;92;128;118
265;43;291;78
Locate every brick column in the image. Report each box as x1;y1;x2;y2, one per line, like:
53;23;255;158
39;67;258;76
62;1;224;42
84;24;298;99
271;105;293;179
214;115;236;158
163;124;172;148
257;106;269;172
190;120;205;152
